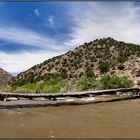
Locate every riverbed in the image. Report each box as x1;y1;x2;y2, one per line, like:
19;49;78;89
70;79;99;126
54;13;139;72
0;99;140;138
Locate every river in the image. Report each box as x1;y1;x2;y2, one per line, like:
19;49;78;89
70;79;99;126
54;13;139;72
0;99;140;138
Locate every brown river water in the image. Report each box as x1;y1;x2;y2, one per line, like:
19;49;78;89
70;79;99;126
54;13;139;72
0;99;140;138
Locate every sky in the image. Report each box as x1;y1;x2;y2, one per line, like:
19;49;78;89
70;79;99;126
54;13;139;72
0;2;140;75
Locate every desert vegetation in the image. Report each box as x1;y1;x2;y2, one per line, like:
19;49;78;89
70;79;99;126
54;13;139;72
3;37;139;93
4;75;133;93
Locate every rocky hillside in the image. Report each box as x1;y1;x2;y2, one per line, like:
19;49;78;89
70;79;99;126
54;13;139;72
0;68;13;87
13;37;140;87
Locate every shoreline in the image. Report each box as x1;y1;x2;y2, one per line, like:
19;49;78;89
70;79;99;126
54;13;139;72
0;95;139;110
0;88;139;109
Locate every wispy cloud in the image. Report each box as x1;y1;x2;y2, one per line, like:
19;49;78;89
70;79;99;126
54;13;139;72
0;26;65;51
0;50;62;74
48;15;56;29
66;2;140;47
1;2;140;74
0;25;67;73
34;8;40;17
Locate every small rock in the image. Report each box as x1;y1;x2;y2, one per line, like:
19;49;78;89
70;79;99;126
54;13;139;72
3;98;7;102
6;97;18;101
116;92;122;96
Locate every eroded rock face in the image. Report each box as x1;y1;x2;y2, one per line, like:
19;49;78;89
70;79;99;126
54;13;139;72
0;68;13;87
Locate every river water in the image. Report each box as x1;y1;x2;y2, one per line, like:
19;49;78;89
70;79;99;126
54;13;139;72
0;99;140;138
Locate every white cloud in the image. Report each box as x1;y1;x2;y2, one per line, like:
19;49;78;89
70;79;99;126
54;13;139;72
0;26;65;51
0;25;67;73
34;8;40;17
1;2;140;74
0;50;63;74
48;15;56;29
66;2;140;47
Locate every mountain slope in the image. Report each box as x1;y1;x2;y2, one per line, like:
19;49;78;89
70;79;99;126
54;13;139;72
0;68;13;87
13;37;140;87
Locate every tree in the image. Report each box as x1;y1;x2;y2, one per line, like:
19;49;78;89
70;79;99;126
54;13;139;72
98;61;110;73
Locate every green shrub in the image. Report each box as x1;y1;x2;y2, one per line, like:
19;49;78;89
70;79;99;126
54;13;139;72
10;83;40;93
117;52;128;63
60;69;67;79
110;59;118;67
42;77;67;93
9;77;67;93
10;85;17;92
77;77;97;91
98;61;110;73
100;75;133;89
86;66;95;77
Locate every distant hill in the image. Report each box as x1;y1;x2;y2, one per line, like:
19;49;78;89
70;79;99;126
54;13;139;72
13;37;140;88
0;68;13;87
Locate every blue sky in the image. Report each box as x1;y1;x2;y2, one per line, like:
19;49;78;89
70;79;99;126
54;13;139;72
0;2;140;75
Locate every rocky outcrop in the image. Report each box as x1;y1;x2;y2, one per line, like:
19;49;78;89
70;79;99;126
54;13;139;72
0;68;13;87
